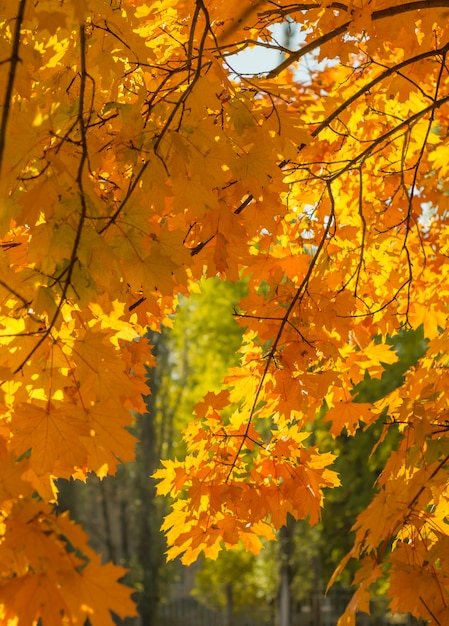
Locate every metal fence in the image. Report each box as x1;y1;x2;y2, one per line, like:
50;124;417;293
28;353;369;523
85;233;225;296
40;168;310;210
157;592;425;626
295;591;422;626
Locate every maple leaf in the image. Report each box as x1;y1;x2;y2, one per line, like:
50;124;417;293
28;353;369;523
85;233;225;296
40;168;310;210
324;402;374;437
10;403;90;477
238;529;264;555
84;400;137;474
0;573;70;626
0;437;33;503
62;555;137;626
154;459;190;496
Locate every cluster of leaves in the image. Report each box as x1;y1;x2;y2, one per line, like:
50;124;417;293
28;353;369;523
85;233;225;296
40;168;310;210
2;0;449;624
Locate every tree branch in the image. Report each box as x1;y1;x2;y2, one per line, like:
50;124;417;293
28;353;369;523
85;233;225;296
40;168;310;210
0;0;26;175
311;42;449;139
13;24;90;374
226;181;336;480
267;0;449;78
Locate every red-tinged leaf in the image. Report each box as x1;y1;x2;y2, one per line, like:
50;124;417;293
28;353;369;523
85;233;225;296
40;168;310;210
265;486;290;530
213;232;229;274
194;390;230;417
217;514;239;545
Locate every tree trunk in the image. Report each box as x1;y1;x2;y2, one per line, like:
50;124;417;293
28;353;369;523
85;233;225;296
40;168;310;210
225;581;233;626
278;517;295;626
98;479;116;562
311;552;322;626
135;332;164;626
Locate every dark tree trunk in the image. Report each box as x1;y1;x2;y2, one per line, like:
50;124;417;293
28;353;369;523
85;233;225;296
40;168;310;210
278;517;295;626
224;581;233;626
135;332;164;626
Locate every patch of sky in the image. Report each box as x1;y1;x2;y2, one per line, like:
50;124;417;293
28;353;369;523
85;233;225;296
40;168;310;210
419;201;439;232
225;21;336;83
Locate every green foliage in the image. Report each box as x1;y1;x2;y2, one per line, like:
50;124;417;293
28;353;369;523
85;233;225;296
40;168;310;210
157;277;246;457
193;546;259;611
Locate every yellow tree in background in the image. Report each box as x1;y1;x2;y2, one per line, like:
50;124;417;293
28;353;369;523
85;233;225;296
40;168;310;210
2;0;449;623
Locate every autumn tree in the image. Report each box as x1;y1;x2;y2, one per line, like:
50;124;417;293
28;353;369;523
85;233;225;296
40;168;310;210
2;0;449;624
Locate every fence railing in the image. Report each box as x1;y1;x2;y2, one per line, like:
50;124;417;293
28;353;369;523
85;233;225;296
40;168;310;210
157;591;426;626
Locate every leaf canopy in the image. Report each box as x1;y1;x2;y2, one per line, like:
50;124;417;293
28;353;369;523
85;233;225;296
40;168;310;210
2;0;449;623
